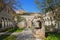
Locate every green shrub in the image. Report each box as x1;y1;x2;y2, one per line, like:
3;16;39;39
15;28;24;32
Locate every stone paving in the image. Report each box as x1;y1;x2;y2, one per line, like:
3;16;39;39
16;28;36;40
0;28;42;40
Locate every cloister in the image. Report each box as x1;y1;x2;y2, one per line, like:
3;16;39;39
0;12;15;31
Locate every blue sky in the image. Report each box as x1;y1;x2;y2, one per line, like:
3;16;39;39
16;0;42;13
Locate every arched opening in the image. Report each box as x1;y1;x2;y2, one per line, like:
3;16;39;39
39;21;42;29
35;20;42;29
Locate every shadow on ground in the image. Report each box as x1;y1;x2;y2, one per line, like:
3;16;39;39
0;27;19;40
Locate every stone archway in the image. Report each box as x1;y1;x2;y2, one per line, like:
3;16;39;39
21;15;34;28
32;18;45;40
17;17;27;28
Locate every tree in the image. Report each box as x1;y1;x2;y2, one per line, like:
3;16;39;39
0;0;6;12
35;0;46;13
35;0;60;22
35;0;60;13
0;0;23;12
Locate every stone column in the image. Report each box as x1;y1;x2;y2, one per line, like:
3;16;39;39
10;21;12;27
7;19;9;28
7;19;10;28
4;18;8;28
9;20;11;28
2;19;4;29
0;19;2;29
26;18;28;28
57;21;60;33
27;21;31;28
9;21;11;27
26;18;32;28
6;19;8;28
58;21;60;30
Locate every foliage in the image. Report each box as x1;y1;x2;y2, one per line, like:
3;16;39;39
0;0;22;12
35;0;46;13
0;35;16;40
54;7;60;20
35;0;60;13
7;27;23;32
0;27;23;40
20;17;26;21
15;28;24;32
17;16;26;22
45;32;60;40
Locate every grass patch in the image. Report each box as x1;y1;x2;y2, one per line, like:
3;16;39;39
7;28;17;32
0;27;18;32
0;28;17;40
0;35;16;40
45;32;60;40
15;28;24;32
3;35;16;40
6;27;24;32
0;27;24;40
